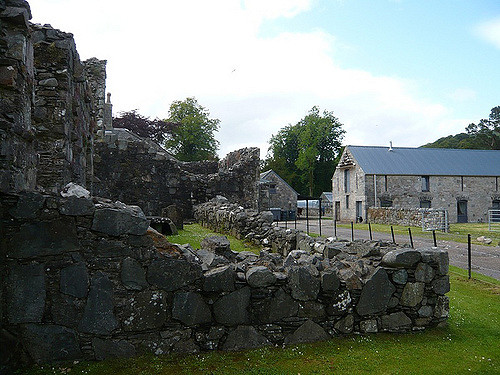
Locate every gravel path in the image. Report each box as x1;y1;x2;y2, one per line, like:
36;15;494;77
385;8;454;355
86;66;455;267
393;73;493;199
275;219;500;280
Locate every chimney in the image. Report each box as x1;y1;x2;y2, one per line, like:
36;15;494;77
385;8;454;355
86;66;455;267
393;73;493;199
388;141;393;151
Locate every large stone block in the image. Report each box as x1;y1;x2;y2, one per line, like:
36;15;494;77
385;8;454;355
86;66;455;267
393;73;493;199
356;268;395;316
147;257;202;291
7;219;79;258
92;338;136;361
21;324;81;364
91;207;149;236
203;265;235;292
79;272;118;334
381;249;421;268
284;319;329;345
222;326;270;351
7;262;46;324
8;192;45;219
419;248;449;275
121;257;148;291
172;292;211;326
59;196;95;216
213;287;251;326
400;282;424;307
321;269;340;292
414;262;435;283
432;275;450;295
60;262;89;298
246;266;276;288
256;288;298;323
121;290;167;331
289;266;320;301
381;312;412;332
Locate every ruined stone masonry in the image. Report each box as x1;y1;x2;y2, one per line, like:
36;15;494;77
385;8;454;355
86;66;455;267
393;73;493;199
0;192;450;369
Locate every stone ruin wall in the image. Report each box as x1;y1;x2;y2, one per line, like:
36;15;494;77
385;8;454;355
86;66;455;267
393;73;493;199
93;143;260;217
1;0;107;194
1;192;450;370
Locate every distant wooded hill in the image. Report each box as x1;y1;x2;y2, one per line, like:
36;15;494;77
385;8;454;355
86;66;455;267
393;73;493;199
422;106;500;150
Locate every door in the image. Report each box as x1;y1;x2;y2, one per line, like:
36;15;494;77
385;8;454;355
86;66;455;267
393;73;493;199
356;201;362;222
457;200;468;223
335;201;340;221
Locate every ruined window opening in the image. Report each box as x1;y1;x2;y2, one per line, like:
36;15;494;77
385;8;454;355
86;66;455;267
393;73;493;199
345;195;349;209
269;183;277;194
344;169;350;193
420;200;431;209
380;199;392;207
384;175;388;192
492;200;500;209
461;176;464;191
421;176;430;192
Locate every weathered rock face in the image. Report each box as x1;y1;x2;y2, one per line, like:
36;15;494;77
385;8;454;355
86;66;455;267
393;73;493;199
0;191;450;370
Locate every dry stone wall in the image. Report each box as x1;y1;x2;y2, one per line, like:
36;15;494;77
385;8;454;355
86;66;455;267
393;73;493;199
1;191;450;371
367;207;449;229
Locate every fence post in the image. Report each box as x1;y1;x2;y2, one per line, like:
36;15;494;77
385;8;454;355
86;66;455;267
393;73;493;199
408;228;414;248
351;221;354;241
368;222;373;241
334;219;337;237
468;234;472;279
432;230;437;247
391;226;395;243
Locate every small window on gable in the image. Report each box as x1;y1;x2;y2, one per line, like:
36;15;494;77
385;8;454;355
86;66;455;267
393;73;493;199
492;200;500;209
269;183;277;194
380;199;392;207
420;200;431;208
421;176;430;192
384;175;388;192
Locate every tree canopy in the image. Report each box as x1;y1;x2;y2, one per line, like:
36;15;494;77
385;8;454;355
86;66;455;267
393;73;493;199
165;97;220;161
113;110;178;145
423;106;500;150
263;106;345;197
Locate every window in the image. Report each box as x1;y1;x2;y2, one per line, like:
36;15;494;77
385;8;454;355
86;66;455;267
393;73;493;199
496;177;498;192
345;195;349;209
421;176;430;192
380;199;392;207
420;200;431;208
461;176;464;191
384;175;388;192
493;200;500;209
269;183;277;194
344;169;350;193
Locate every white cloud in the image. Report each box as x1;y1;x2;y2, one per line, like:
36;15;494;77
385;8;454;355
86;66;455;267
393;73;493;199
475;16;500;49
449;88;477;102
30;0;463;159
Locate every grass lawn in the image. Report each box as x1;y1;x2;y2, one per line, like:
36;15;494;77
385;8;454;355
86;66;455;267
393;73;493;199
18;268;499;374
166;223;262;254
336;222;500;247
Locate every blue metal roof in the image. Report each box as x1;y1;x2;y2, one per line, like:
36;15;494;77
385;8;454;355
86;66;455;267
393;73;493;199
347;146;500;176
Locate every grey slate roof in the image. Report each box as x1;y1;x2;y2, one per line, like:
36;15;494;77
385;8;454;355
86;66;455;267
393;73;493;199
347;145;500;176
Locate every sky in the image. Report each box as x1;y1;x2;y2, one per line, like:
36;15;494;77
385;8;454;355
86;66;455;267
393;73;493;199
30;0;500;158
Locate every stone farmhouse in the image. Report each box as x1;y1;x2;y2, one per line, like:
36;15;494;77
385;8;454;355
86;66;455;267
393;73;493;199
259;169;298;218
332;145;500;223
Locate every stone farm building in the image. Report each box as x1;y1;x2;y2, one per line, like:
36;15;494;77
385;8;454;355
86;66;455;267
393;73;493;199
259;170;298;217
332;145;500;223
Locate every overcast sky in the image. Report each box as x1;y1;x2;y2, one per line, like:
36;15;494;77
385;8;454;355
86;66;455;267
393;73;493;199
31;0;500;158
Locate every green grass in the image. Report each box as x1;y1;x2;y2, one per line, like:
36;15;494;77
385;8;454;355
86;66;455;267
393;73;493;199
166;223;262;254
336;222;500;247
18;268;499;375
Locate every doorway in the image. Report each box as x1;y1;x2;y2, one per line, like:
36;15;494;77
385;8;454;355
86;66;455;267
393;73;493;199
457;200;468;223
335;201;340;221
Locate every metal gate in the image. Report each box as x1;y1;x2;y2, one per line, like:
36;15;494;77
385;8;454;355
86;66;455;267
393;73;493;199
488;209;500;232
422;209;449;232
